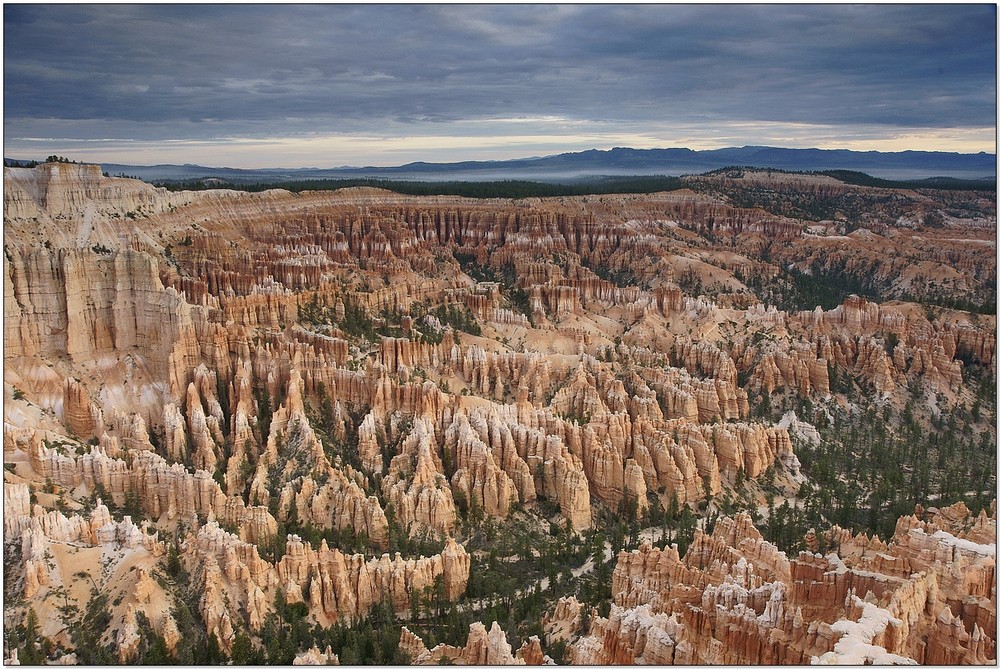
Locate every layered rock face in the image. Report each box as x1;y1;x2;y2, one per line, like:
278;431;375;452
570;503;996;665
4;246;200;416
3;162;198;226
3;164;994;664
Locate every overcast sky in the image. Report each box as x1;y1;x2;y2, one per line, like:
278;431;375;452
4;4;996;168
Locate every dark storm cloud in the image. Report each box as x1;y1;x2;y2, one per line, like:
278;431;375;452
3;4;995;160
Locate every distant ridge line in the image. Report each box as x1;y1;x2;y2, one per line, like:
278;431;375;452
5;145;996;183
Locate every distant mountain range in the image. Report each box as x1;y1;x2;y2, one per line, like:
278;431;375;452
10;146;998;183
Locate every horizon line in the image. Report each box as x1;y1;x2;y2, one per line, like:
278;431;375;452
4;143;996;172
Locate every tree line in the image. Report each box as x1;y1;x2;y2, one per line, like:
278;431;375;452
152;175;688;199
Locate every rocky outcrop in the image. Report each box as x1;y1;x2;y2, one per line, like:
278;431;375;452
25;435;277;532
383;418;458;535
3;482;32;536
445;412;521;519
542;596;585;644
4;163;192;224
293;646;340;665
7;492;163;601
779;295;994;397
4;246;201;402
280;468;389;547
115;605;143;662
515;636;552;665
572;503;996;665
569;603;681;665
402;621;525;665
184;522;470;631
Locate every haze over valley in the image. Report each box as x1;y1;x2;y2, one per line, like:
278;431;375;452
79;145;996;185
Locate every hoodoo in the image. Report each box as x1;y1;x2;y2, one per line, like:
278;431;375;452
3;163;995;665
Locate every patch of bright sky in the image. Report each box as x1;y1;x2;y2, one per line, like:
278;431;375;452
6;120;994;169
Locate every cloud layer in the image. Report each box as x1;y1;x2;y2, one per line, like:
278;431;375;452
4;5;996;166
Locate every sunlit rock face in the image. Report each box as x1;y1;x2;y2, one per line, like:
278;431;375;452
569;503;996;665
3;164;994;664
